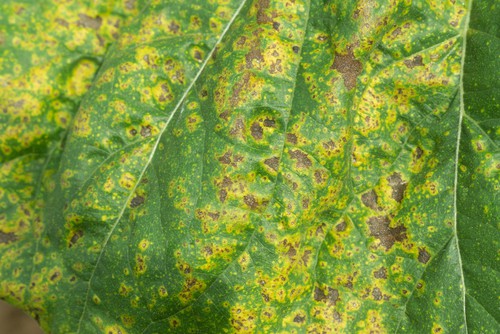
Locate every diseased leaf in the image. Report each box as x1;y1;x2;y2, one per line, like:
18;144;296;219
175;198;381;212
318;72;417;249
0;0;498;333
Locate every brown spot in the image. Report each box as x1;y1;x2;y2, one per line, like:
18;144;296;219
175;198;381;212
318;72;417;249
314;286;339;305
50;272;61;281
230;118;245;138
373;267;387;279
256;0;272;24
263;118;275;127
264;157;280;171
219;189;227;203
69;230;83;248
130;196;145;208
372;287;382;300
387;173;407;203
141;125;152;137
204;246;213;255
0;231;17;245
244;195;258;209
361;190;380;210
415;147;423;159
289;150;312;168
245;48;264;69
231;73;251;106
251;122;263;140
287;245;296;258
293;314;305;323
367;216;407;250
392;27;402;37
55;18;69;28
314;170;324;183
207;212;220;220
77;14;102;30
129;129;137;136
418;247;431;264
335;221;347;232
219;152;232;165
292;46;300;54
272;21;280;30
286;133;297;144
169;21;180;33
194;50;202;61
331;45;363;90
404;55;424;69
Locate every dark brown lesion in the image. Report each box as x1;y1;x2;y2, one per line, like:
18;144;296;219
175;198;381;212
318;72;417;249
367;216;407;250
373;267;387;279
130;195;145;208
331;44;363;90
68;230;83;248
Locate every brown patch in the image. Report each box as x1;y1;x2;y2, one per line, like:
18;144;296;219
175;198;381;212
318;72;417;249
373;267;387;279
69;230;83;248
0;231;17;245
286;133;297;144
264;157;280;171
77;14;102;30
207;212;220;220
130;196;145;208
251;122;263;140
219;189;227;203
140;125;152;137
367;216;407;250
361;190;380;210
293;314;305;323
404;55;424;69
289;150;312;168
314;286;339;305
418;247;431;264
244;195;258;209
335;221;347;232
230;118;245;138
387;173;407;203
256;0;273;24
331;45;363;90
314;170;324;183
231;72;251;107
372;287;382;300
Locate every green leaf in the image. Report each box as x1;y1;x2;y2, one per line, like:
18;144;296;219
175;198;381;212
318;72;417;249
1;0;498;333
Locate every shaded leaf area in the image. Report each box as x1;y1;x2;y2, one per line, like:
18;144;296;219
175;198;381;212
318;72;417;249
0;0;499;333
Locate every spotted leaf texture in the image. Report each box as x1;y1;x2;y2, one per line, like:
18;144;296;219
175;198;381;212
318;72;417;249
1;0;499;333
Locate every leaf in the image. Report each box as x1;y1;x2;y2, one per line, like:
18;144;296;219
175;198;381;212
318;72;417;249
1;0;499;333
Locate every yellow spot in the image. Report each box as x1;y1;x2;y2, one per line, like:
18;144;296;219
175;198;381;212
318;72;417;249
92;294;101;304
230;305;256;333
119;173;136;190
169;317;181;328
138;239;150;251
104;325;127;334
134;254;147;275
119;283;133;296
121;315;135;328
158;285;168;297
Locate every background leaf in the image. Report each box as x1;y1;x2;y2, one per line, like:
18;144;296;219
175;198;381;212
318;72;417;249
0;0;498;333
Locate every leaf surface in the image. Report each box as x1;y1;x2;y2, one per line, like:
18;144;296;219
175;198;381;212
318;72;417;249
0;0;499;333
